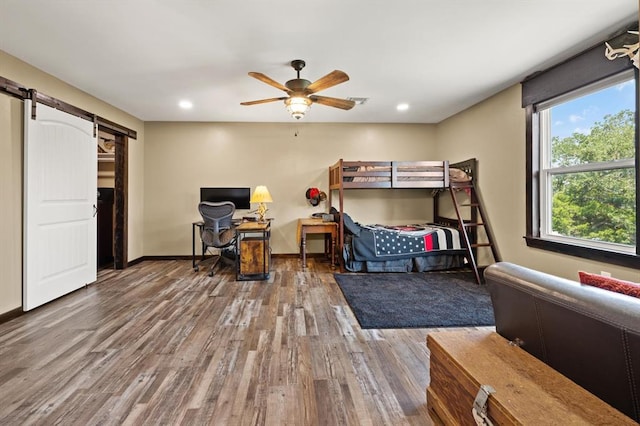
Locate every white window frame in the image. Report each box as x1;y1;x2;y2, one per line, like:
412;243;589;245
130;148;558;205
536;70;636;254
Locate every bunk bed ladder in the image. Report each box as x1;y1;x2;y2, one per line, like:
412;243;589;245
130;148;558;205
449;181;500;284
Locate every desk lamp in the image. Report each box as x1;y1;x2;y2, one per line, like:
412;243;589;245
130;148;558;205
250;185;272;223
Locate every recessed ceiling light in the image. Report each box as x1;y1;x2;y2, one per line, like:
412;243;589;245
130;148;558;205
397;103;409;111
179;100;193;109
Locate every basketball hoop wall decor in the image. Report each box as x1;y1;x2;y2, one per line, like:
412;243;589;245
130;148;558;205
305;187;326;206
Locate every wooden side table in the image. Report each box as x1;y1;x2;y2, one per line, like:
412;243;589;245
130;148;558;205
297;218;338;269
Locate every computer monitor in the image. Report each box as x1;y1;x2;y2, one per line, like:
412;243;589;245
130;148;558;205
200;187;251;210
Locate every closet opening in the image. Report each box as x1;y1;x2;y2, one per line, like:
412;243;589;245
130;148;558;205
97;128;129;270
97;131;115;268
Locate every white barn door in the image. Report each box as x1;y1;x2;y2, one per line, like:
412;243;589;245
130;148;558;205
23;100;97;311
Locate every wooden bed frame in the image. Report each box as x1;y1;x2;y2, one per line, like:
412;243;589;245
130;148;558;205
328;158;478;269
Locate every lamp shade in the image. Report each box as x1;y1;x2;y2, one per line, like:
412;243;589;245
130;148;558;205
250;185;273;203
285;97;311;120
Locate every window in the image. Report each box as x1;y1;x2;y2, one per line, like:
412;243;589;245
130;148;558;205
523;25;640;268
538;72;636;253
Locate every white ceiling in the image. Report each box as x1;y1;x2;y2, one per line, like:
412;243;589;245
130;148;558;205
0;1;637;124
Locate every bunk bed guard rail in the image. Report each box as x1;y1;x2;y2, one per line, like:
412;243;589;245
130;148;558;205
329;160;450;189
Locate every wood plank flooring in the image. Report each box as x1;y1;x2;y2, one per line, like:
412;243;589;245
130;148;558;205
0;258;491;425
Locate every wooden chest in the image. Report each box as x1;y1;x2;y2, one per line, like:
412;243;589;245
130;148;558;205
426;330;635;425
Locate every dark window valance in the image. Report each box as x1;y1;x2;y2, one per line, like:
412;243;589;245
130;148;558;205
522;25;637;107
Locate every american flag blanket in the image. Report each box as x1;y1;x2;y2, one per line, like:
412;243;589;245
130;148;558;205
350;223;463;261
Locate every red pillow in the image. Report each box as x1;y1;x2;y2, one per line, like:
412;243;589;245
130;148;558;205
578;271;640;299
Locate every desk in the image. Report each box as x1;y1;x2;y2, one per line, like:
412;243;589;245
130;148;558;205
297;218;338;269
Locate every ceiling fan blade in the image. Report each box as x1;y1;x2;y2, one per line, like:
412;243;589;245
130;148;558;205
240;97;288;106
309;95;356;110
306;70;350;93
248;72;290;93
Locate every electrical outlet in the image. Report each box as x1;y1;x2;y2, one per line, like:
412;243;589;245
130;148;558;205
600;271;612;277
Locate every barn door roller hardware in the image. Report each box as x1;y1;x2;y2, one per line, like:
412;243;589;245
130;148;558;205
0;75;137;139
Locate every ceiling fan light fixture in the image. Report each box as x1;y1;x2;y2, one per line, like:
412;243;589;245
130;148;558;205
285;96;312;119
242;60;353;118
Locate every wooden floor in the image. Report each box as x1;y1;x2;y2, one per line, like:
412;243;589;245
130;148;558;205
0;258;489;425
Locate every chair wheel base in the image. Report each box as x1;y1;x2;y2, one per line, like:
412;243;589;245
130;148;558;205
194;266;199;272
208;271;214;277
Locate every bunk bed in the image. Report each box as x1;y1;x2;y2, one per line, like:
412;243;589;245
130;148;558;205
328;158;480;274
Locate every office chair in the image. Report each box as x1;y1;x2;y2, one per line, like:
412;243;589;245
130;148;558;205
195;201;237;276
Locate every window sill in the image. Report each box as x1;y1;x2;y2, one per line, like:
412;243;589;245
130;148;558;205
524;236;640;269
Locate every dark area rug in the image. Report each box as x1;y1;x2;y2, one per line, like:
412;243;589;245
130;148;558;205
333;271;495;329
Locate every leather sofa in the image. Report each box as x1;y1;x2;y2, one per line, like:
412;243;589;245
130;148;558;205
484;262;640;422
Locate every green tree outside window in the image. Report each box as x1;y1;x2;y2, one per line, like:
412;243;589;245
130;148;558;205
550;110;636;245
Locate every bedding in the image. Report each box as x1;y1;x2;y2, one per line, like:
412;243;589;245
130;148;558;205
337;211;466;272
350;223;463;261
343;236;465;272
344;166;471;183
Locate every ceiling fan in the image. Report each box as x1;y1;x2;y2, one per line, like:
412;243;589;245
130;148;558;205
240;59;355;119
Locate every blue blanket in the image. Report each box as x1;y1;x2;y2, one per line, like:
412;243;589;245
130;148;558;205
351;223;463;262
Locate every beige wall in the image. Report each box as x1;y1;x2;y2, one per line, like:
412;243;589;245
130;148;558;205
0;50;145;314
3;47;639;315
143;122;437;255
436;84;640;282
